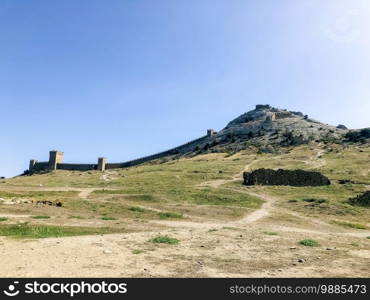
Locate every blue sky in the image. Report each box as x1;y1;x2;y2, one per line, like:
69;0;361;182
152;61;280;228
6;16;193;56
1;0;369;177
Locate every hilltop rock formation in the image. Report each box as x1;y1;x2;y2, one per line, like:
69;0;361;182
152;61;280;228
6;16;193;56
191;104;353;154
243;169;331;186
220;104;346;145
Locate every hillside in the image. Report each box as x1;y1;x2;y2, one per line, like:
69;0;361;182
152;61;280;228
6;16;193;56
25;104;369;176
0;141;369;277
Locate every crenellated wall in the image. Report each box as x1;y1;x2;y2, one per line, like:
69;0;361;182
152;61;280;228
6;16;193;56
105;135;207;169
30;161;49;172
29;134;209;173
57;163;97;171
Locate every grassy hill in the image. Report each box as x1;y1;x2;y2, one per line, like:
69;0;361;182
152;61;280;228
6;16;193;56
0;142;369;277
1;143;369;226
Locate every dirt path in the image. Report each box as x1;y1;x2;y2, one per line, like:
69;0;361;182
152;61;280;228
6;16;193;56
78;188;97;199
197;157;260;188
150;190;277;229
150;189;370;240
275;225;370;239
234;192;276;224
192;155;303;228
307;148;326;169
0;214;31;218
191;152;363;236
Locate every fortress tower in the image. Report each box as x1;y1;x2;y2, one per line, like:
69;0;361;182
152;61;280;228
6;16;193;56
49;150;64;171
29;159;38;172
97;157;107;171
207;129;217;137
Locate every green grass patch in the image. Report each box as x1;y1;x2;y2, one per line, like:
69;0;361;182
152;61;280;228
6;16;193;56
299;239;320;247
0;217;8;222
0;191;78;198
101;216;117;221
222;226;238;230
265;185;367;216
93;190;157;202
167;188;262;208
0;224;122;239
128;207;146;213
332;221;367;230
32;215;50;219
264;231;278;236
150;235;179;244
224;152;236;158
125;194;156;202
93;189;127;195
158;212;183;219
366;236;370;239
132;250;144;254
68;215;85;219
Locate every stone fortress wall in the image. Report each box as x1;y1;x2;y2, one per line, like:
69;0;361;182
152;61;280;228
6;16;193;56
29;130;217;173
243;168;331;186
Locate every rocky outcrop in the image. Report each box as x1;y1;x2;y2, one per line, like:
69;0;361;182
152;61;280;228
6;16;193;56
345;128;370;143
348;191;370;207
197;104;351;154
337;124;348;130
255;104;271;110
243;168;331;186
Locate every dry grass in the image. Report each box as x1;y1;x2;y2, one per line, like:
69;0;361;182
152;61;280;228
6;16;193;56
0;144;368;234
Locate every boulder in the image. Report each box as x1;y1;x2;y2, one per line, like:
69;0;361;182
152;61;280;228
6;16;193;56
337;124;348;130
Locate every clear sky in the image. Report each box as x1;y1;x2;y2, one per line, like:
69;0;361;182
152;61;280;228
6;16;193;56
1;0;369;177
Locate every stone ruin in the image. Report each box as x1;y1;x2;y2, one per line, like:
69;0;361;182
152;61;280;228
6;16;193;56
255;104;271;110
243;168;331;186
271;111;293;120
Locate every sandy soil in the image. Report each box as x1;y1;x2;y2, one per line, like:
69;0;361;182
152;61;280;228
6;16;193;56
1;202;369;277
1;189;369;277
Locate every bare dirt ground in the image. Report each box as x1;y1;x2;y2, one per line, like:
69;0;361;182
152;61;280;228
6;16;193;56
1;192;369;277
0;152;369;278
